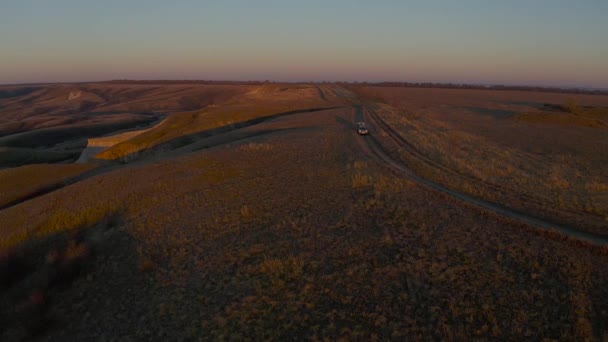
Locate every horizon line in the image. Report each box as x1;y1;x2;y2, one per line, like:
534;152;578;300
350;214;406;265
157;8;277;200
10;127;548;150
1;79;607;92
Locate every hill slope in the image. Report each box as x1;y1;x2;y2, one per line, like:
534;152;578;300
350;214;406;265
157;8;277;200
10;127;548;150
1;84;608;340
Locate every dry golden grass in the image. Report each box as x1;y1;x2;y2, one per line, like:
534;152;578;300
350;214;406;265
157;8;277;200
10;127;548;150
0;199;120;251
0;163;95;208
239;142;274;152
354;86;608;235
515;98;608;128
587;181;608;192
514;111;607;128
95;85;331;161
0;83;248;168
351;173;373;188
2;86;608;340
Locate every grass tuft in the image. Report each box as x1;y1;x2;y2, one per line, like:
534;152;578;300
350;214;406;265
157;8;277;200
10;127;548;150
352;173;373;188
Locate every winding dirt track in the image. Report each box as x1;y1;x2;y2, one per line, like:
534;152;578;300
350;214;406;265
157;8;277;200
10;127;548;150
356;104;608;247
4;85;607;248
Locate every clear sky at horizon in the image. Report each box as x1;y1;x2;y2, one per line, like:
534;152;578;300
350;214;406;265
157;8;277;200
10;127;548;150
1;0;607;87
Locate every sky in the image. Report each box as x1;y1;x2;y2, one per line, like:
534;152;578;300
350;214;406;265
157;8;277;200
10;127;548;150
1;0;607;88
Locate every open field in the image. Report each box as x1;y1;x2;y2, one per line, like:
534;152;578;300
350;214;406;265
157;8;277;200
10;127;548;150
0;164;96;210
2;84;608;340
93;84;341;162
354;86;608;236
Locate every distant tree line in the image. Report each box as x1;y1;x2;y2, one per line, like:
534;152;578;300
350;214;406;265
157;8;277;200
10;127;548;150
102;80;272;86
334;81;608;96
100;79;608;96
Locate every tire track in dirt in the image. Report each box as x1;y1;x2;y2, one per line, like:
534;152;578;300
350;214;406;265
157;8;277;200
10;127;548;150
315;86;329;102
357;105;608;247
363;105;571;214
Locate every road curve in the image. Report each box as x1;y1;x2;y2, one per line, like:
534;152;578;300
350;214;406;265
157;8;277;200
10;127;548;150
359;105;608;247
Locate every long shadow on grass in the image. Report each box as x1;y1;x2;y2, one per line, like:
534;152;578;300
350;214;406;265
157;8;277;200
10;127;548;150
334;115;356;130
334;105;366;131
0;215;166;340
107;106;342;161
184;126;321;153
0;116;160;149
462;107;515;118
0;87;41;100
0;164;124;211
0;106;341;212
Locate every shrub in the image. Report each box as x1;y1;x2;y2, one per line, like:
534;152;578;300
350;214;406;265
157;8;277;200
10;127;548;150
37;201;120;238
564;98;584;115
352;173;373;188
353;161;368;170
259;256;305;287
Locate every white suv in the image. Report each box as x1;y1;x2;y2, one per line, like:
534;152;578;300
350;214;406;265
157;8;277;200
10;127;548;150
357;122;369;135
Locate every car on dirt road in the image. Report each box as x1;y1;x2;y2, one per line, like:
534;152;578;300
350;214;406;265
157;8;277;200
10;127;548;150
357;122;369;135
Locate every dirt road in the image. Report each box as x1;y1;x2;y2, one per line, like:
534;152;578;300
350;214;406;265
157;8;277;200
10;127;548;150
353;104;608;247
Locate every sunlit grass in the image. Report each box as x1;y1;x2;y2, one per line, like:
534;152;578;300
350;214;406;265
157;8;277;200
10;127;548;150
2;85;608;340
0;164;95;208
354;87;608;234
96;104;300;160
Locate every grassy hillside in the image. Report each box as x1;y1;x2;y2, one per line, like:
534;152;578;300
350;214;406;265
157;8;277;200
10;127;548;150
0;114;157;148
1;85;608;340
353;86;608;235
0;164;95;209
0;83;253;167
514;102;608;128
94;85;339;161
0;147;80;168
